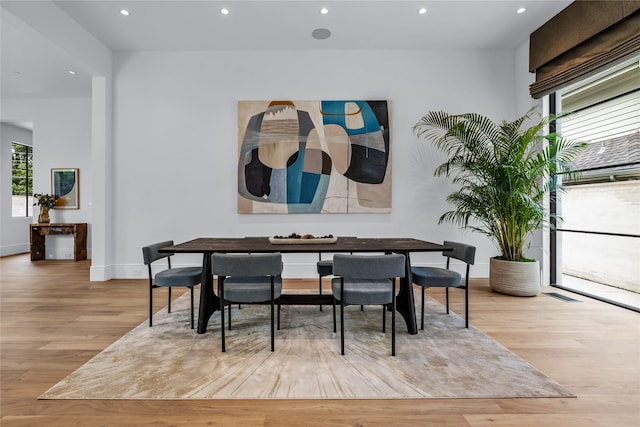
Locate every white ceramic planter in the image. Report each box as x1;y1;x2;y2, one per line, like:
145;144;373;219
489;257;541;297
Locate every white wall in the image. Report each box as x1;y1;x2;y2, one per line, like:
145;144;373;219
1;0;113;275
514;40;546;282
1;98;92;259
1;46;546;280
0;123;33;255
110;49;517;279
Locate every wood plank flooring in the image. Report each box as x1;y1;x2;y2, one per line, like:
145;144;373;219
1;254;639;426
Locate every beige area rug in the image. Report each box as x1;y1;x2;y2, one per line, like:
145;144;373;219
40;289;573;399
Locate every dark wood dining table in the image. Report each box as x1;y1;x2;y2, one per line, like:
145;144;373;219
161;237;450;335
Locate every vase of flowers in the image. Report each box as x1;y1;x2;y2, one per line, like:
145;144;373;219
33;193;56;224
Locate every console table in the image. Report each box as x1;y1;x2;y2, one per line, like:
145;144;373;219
30;223;87;261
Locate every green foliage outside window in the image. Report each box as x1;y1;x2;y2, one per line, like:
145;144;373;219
12;142;33;197
12;142;33;217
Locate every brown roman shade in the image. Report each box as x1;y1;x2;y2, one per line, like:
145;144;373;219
529;1;640;99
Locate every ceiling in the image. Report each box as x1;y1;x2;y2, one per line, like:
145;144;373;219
1;0;572;103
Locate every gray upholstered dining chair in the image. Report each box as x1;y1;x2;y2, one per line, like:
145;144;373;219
331;253;406;356
411;241;476;329
317;237;357;311
142;240;202;329
212;252;283;352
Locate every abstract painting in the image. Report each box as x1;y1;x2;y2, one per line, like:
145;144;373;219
51;168;79;209
238;100;391;213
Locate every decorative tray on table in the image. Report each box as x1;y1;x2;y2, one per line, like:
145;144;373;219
268;234;338;245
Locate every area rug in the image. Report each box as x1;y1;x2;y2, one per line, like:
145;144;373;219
40;289;573;399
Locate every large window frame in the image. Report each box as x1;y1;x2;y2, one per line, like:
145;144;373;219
11;142;33;217
550;59;640;313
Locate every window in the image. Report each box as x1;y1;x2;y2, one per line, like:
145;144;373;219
11;142;33;217
552;57;640;311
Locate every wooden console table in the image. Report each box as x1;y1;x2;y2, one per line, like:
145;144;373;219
30;223;87;261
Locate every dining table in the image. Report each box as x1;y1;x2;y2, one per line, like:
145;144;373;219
161;236;450;335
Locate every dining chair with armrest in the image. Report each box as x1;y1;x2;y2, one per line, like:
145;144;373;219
142;240;202;329
331;253;406;356
411;241;476;329
212;252;283;352
317;237;357;311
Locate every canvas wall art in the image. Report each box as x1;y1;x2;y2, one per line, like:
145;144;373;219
238;100;391;214
51;168;79;209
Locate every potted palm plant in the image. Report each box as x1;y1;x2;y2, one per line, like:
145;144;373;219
413;109;585;296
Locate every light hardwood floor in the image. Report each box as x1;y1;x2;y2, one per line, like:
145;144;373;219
1;254;639;426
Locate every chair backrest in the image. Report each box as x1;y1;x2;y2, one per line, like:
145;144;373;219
212;253;283;277
142;240;174;265
332;253;406;280
442;241;476;265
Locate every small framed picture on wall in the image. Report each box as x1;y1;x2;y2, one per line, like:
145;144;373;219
51;168;79;209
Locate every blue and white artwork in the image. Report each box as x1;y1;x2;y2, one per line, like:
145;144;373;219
238;100;391;214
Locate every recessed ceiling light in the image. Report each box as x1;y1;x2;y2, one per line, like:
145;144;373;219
220;8;229;15
119;9;130;16
68;70;76;75
418;7;427;15
320;7;329;15
312;28;331;40
516;7;527;14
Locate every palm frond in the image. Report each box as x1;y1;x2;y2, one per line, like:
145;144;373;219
414;108;586;261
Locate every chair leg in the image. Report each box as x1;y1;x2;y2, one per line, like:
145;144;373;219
149;284;153;327
220;280;226;352
332;297;337;333
464;283;469;328
340;300;345;355
445;288;450;314
421;287;425;330
270;277;275;352
228;303;232;330
382;305;386;333
340;282;345;355
319;276;323;311
168;287;172;313
277;300;281;331
391;280;396;356
190;286;194;329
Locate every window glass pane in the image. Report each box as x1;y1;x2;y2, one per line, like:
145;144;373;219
555;57;640;309
11;142;33;217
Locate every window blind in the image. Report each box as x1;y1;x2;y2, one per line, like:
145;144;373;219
529;1;640;99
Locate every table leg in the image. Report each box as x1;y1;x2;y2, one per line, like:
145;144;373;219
395;251;418;334
197;252;220;334
30;229;46;261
